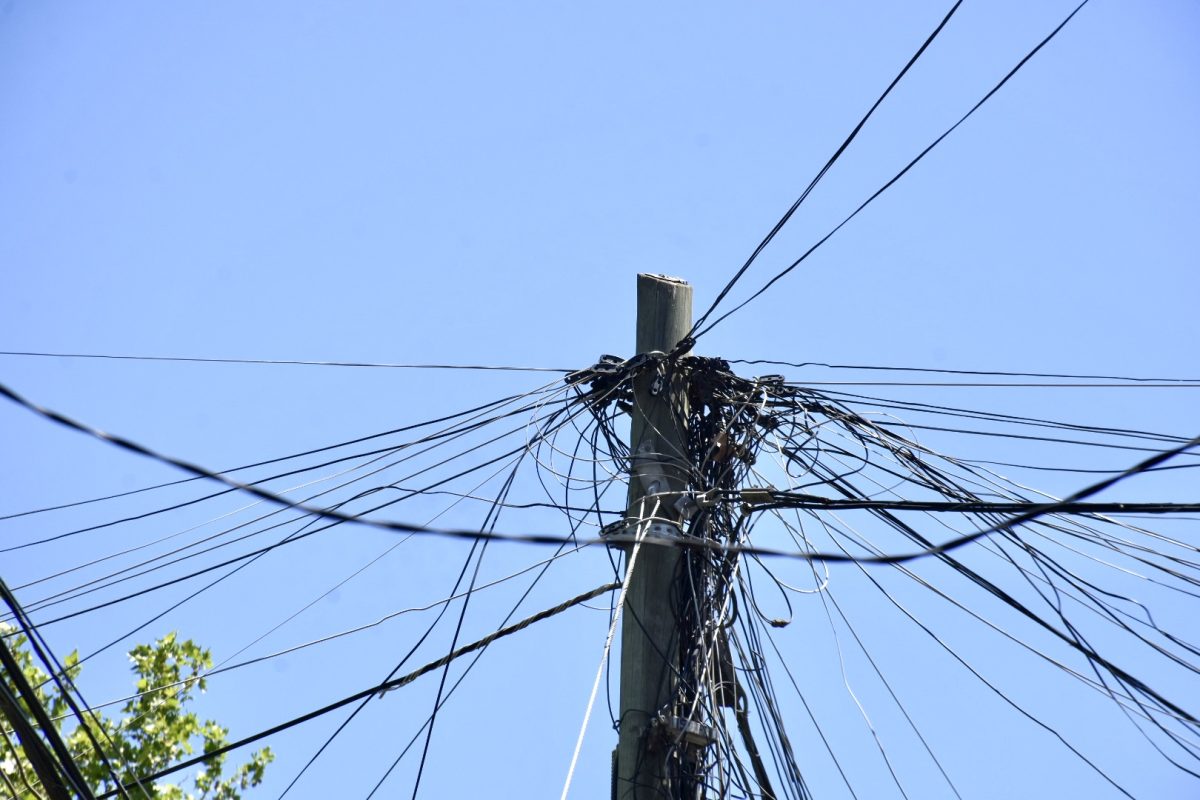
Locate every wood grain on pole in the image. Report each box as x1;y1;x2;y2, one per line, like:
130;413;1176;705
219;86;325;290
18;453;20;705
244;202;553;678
615;273;692;800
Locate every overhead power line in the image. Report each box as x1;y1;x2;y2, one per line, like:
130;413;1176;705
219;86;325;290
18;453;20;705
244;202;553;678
2;376;1196;567
731;359;1200;384
0;387;548;524
689;0;966;337
692;0;1091;340
0;350;570;373
91;581;620;800
738;494;1200;515
788;382;1200;388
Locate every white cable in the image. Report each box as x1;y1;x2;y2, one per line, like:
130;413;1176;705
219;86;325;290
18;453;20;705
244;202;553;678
560;497;660;800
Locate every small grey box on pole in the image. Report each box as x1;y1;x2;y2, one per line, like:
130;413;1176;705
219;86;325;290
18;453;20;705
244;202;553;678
614;274;693;799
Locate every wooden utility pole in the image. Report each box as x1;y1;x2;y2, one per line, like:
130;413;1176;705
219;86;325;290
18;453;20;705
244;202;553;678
615;274;692;800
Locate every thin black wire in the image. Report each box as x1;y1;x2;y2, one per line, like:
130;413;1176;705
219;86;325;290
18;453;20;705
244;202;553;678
789;443;1171;793
5;376;1197;567
269;384;618;796
89;582;619;800
869;419;1200;456
14;350;1197;796
733;359;1200;384
18;416;578;632
830;527;1139;797
693;0;1091;340
370;380;631;797
404;468;517;800
0;350;570;372
45;549;592;722
0;389;537;524
804;451;1199;729
12;399;571;614
273;539;483;799
818;387;1190;445
689;0;965;337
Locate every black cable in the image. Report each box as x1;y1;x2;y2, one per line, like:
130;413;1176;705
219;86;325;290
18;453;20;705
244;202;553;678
0;377;593;562
693;0;1091;339
748;497;1200;515
731;359;1200;384
6;363;1197;566
14;401;572;614
0;675;80;800
789;381;1200;388
689;0;965;337
273;538;483;799
0;389;538;524
271;388;613;796
869;419;1200;456
818;387;1189;445
833;525;1139;797
3;383;564;552
18;422;572;632
0;350;569;372
0;580;111;799
0;637;96;799
90;582;619;800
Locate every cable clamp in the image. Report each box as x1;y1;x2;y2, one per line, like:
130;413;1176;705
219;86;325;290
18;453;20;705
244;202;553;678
600;519;684;543
672;489;718;521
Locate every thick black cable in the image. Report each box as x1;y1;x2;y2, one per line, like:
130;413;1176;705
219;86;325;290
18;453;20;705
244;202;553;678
3;384;562;553
269;387;614;796
748;497;1200;515
13;385;607;644
403;460;527;800
19;423;570;632
0;378;588;559
0;580;106;799
90;582;620;800
789;381;1200;388
273;538;483;799
13;401;572;613
870;419;1200;456
0;389;534;524
0;675;78;800
6;375;1198;567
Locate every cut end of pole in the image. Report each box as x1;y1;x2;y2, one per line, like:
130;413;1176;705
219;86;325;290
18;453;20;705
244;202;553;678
635;274;693;356
637;273;690;287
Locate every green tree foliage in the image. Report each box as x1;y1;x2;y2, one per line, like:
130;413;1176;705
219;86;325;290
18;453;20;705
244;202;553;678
0;625;272;799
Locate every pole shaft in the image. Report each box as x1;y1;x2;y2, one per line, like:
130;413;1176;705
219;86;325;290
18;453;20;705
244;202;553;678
615;274;692;800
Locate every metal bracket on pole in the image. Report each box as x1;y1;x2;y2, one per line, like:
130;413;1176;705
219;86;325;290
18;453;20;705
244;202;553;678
600;519;684;545
672;488;717;521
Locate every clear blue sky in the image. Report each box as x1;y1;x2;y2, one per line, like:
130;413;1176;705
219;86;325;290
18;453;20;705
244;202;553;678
2;2;1198;798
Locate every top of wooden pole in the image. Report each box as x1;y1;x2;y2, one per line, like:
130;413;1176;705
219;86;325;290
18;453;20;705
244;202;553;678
635;274;693;356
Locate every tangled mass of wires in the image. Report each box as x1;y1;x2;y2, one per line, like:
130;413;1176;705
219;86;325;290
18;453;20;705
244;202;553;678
1;340;1198;798
2;0;1198;797
566;347;1200;799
